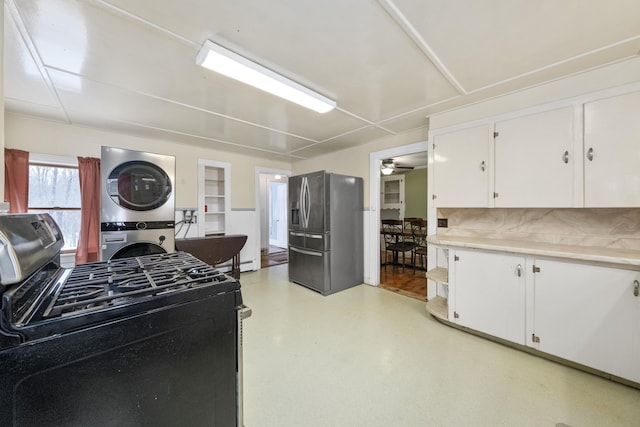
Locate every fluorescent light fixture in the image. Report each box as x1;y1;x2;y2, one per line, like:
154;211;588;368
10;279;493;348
196;40;336;113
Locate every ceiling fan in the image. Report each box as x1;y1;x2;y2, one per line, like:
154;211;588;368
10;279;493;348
380;158;414;175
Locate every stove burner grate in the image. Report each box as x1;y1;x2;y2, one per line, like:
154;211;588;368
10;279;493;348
43;252;231;319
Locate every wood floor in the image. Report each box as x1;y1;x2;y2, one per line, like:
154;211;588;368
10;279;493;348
261;245;288;268
379;262;427;302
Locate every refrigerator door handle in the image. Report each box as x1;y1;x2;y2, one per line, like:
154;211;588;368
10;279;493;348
290;231;305;237
299;177;307;229
290;246;323;257
302;177;311;229
305;234;323;239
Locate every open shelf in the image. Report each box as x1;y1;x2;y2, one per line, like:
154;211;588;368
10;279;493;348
425;267;448;284
425;296;448;321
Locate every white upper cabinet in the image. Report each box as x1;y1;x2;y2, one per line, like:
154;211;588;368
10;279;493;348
432;125;491;207
494;107;575;207
430;87;640;209
584;90;640;207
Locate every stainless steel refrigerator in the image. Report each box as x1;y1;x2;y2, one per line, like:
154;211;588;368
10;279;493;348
288;171;363;295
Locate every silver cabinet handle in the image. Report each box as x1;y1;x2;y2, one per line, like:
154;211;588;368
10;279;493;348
634;280;639;297
516;264;522;277
563;151;569;164
480;161;486;172
587;147;594;161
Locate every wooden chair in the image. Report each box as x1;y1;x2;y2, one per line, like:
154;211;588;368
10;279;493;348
410;219;428;273
381;219;417;271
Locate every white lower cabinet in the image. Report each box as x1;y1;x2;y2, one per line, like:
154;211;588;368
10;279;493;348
529;259;640;383
446;247;640;383
450;249;526;344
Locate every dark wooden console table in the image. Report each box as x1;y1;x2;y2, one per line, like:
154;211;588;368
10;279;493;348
175;235;248;279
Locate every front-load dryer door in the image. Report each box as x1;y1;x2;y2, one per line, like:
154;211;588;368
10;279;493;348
107;161;172;211
101;147;175;223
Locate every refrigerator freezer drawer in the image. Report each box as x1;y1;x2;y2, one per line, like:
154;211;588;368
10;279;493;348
302;232;328;251
288;231;305;248
288;246;330;295
287;232;329;251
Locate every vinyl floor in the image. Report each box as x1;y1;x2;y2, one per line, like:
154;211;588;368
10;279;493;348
239;264;640;427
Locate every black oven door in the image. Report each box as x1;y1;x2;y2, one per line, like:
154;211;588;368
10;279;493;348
0;291;239;427
106;161;172;211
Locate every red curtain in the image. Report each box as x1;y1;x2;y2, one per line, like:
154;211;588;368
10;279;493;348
4;149;30;213
76;157;101;264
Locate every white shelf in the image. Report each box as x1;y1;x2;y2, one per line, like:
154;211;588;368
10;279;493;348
198;159;230;237
425;296;448;321
426;267;448;284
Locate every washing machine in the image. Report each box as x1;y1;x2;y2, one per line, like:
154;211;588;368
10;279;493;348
100;221;175;260
100;147;176;260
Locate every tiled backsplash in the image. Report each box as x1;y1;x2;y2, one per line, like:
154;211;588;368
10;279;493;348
437;208;640;251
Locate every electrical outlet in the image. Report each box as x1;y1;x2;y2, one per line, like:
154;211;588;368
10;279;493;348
437;218;448;228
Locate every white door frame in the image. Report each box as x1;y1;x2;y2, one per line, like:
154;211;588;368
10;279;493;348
254;167;292;270
368;141;428;286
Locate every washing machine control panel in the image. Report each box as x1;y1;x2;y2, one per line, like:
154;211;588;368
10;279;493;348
101;221;175;232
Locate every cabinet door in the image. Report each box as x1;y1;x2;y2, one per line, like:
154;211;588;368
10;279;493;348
451;249;526;344
584;91;640;207
494;107;574;207
531;259;640;383
381;176;404;208
432;125;490;207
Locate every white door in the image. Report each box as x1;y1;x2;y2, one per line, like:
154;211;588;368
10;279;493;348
531;259;640;382
494;107;575;207
451;249;526;344
584;90;640;207
268;181;287;249
432;125;491;207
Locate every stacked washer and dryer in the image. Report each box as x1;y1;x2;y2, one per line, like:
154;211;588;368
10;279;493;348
100;147;176;261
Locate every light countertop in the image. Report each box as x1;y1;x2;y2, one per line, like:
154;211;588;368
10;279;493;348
427;235;640;268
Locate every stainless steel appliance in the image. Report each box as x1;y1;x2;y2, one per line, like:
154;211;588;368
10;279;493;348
100;146;176;260
100;220;175;260
288;171;363;295
0;213;250;426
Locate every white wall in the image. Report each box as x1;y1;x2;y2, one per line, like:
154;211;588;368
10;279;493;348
292;126;429;209
5;113;291;209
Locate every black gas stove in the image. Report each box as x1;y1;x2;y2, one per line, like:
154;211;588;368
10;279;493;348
0;214;249;427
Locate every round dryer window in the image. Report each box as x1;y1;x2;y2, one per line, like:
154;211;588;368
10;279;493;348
106;161;172;211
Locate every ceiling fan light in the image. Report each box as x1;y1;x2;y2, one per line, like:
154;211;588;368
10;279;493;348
381;166;394;175
196;40;336;114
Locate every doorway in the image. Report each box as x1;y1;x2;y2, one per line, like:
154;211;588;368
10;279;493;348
368;141;429;297
255;168;291;269
269;181;287;249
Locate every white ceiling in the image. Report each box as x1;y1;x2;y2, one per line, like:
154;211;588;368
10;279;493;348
4;0;640;162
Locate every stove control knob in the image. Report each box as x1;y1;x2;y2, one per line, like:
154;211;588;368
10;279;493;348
136;222;147;230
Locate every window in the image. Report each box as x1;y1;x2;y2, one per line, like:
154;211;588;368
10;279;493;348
28;155;81;251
